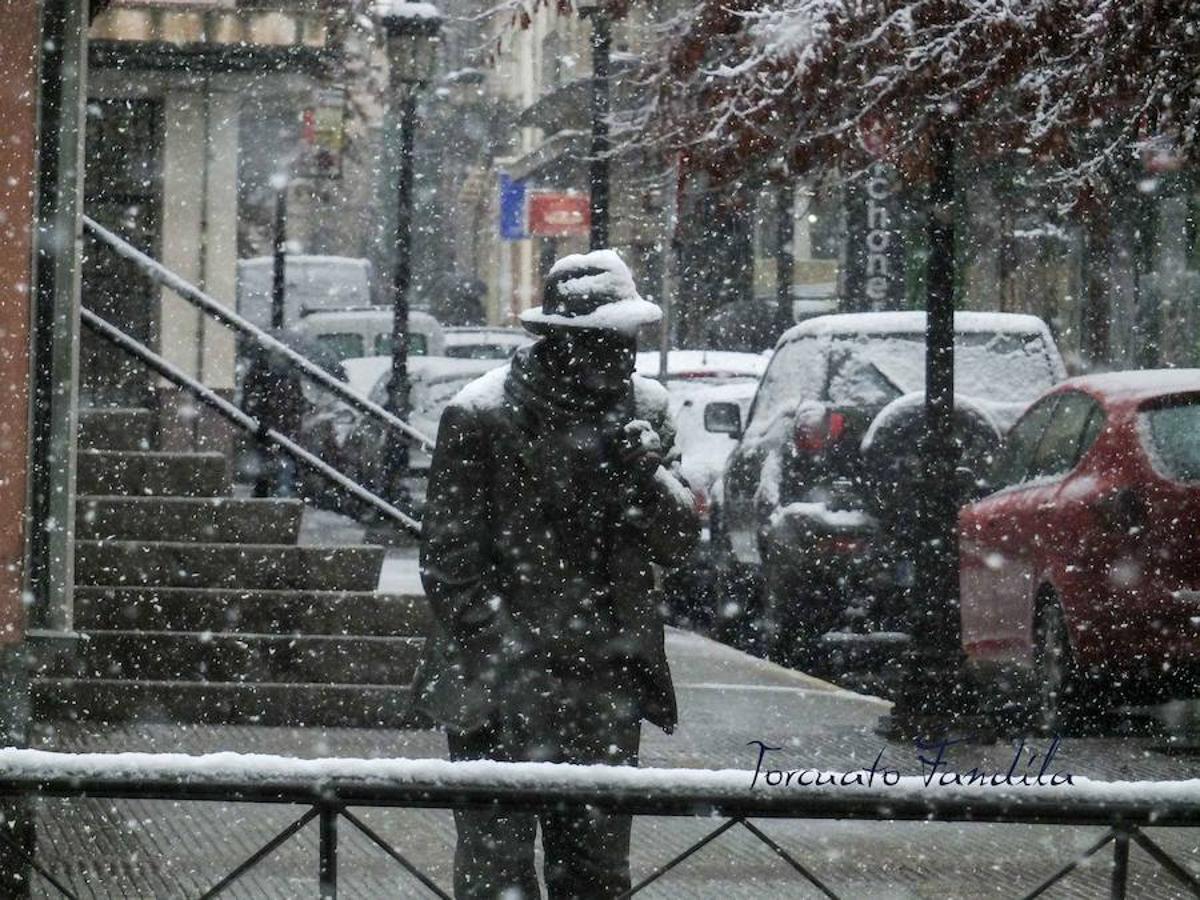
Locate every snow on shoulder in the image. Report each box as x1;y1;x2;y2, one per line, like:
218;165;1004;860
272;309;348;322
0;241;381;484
448;363;510;412
632;372;669;415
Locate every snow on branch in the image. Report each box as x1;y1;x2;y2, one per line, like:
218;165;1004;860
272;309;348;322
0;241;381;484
637;0;1200;192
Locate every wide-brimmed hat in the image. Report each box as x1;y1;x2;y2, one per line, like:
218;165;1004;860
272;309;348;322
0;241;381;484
519;249;662;337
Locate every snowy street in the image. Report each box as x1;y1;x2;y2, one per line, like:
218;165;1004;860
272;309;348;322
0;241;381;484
24;540;1200;898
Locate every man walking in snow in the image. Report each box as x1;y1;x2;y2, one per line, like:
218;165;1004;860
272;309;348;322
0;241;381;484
414;250;699;898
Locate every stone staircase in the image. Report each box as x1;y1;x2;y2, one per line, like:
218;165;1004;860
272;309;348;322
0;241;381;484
30;407;429;728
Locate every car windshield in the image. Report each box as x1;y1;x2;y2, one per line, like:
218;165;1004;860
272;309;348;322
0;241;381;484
1142;399;1200;482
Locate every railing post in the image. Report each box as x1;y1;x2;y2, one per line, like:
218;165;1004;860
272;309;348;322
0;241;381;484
319;804;338;899
1110;826;1130;900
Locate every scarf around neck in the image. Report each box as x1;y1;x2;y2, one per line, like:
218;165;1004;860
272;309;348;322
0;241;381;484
504;344;630;431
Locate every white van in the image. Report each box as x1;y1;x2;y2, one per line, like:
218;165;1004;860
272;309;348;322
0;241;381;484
296;308;446;362
236;256;376;329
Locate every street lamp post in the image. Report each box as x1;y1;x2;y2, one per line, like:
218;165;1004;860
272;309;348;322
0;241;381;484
377;1;442;510
579;0;611;250
878;122;974;740
270;173;288;330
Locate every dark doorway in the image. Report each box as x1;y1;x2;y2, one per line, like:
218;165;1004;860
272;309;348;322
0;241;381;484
81;96;163;406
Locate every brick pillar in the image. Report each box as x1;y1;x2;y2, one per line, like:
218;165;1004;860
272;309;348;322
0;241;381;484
0;0;41;892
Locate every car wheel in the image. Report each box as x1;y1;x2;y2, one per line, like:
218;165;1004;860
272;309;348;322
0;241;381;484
1032;596;1103;736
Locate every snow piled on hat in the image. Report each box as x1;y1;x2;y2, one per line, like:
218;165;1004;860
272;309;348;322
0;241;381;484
520;249;662;336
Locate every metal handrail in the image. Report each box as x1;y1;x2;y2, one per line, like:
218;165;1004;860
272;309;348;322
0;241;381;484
4;750;1200;899
81;307;421;536
81;215;435;452
4;747;1200;827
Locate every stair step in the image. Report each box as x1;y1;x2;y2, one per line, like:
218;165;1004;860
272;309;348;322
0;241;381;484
77;450;229;497
32;678;424;728
78;407;156;452
74;587;429;635
29;630;422;685
75;541;385;591
76;496;304;543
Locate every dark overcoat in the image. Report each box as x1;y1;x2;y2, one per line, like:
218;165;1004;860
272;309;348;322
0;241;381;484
413;363;700;733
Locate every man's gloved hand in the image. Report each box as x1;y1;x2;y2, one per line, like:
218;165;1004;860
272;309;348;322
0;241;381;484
615;419;664;484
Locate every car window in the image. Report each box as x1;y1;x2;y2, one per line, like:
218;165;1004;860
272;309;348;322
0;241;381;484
1141;398;1200;482
991;395;1059;488
1076;403;1105;461
744;337;824;436
1027;392;1099;480
446;343;513;359
315;333;364;361
374;333;428;356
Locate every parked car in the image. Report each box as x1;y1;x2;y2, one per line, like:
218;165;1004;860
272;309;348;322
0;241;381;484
960;369;1200;733
634;351;770;626
296;308;446;361
335;355;505;515
444;326;532;359
712;311;1067;669
634;350;770;502
236;255;376;329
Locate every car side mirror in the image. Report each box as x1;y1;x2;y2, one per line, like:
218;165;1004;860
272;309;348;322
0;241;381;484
704;401;742;437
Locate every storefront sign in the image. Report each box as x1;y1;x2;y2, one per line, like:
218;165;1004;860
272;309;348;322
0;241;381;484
499;174;527;240
527;191;590;237
298;89;346;180
843;161;907;311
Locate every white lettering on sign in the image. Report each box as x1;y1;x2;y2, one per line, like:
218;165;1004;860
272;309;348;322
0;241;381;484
544;210;585;226
864;161;896;305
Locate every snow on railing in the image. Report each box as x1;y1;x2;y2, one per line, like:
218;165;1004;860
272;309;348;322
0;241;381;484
3;748;1200;826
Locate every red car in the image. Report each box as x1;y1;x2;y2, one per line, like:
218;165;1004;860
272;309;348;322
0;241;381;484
960;370;1200;731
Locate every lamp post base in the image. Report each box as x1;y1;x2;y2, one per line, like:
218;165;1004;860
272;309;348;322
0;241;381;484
875;646;990;743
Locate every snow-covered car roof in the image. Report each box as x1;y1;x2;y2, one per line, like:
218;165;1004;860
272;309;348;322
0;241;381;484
635;350;770;380
300;308;440;328
1059;369;1200;401
778;311;1055;346
443;328;531;346
339;354;499;400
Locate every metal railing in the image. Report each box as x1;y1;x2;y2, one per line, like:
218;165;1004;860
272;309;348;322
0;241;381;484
2;749;1199;899
82;215;435;453
81;307;421;535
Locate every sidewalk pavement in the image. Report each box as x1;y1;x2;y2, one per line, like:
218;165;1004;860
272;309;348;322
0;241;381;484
26;542;1200;898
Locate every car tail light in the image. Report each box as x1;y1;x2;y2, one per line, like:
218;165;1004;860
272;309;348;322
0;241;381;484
794;409;847;453
691;487;710;518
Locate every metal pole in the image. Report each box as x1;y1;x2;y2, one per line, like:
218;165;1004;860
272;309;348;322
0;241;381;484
31;0;88;635
918;123;961;677
272;180;287;329
319;805;338;899
880;123;964;737
588;7;611;250
1110;827;1130;900
386;88;417;503
775;179;795;339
